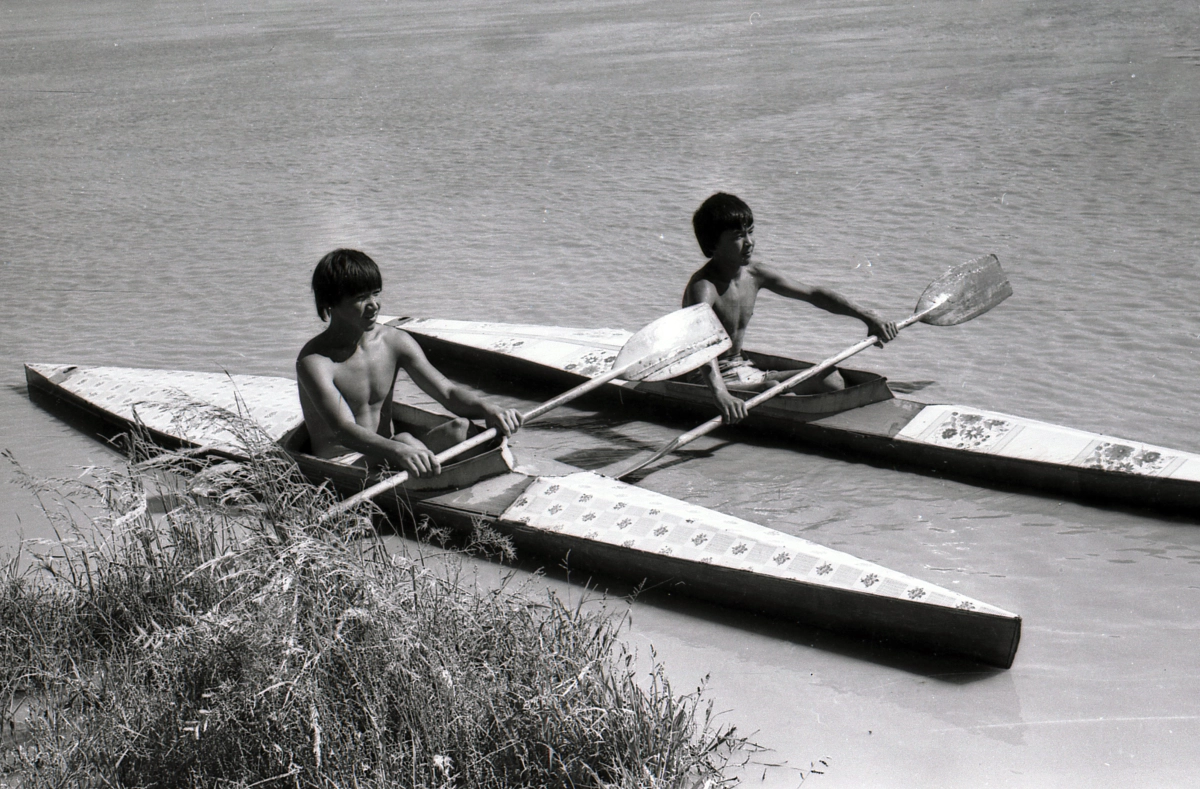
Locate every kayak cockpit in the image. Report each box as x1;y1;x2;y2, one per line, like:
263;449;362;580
628;350;895;422
279;404;516;496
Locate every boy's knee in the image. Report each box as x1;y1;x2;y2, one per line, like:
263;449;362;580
419;419;473;453
448;417;471;442
824;370;846;391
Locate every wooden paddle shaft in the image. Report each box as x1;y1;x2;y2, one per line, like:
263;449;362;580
322;357;649;518
521;357;640;421
620;302;940;474
741;304;933;411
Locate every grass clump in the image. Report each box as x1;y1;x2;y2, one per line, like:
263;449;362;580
0;423;749;788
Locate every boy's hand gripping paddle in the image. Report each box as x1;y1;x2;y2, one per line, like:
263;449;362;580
602;254;1012;481
319;304;731;521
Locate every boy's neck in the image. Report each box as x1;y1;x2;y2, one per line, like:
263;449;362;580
324;315;372;347
705;256;743;282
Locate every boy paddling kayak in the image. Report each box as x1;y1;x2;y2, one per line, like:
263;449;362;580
683;193;898;424
297;249;522;478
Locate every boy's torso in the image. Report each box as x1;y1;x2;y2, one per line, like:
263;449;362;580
299;325;402;456
688;264;765;355
329;329;399;418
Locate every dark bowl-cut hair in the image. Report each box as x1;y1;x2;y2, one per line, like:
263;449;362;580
692;192;754;258
311;248;383;321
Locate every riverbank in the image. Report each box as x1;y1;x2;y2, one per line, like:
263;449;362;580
1;438;749;787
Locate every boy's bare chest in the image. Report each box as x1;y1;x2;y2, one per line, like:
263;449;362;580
330;348;397;406
712;277;758;329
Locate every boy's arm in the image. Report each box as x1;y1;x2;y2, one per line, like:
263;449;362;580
296;353;441;476
757;265;898;344
684;278;749;424
698;358;749;424
392;330;523;436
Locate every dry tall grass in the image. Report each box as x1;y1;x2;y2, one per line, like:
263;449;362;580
1;415;749;788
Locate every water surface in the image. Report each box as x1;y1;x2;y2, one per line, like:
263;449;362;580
3;1;1199;785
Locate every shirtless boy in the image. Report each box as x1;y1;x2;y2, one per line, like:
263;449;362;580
683;193;898;424
296;249;522;477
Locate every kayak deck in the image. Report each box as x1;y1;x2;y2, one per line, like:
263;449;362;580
394;316;1200;514
24;361;1022;667
422;468;1019;665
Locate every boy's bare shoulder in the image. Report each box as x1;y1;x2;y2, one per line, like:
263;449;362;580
683;266;720;300
378;322;422;352
685;276;718;298
366;324;429;370
748;260;793;286
296;324;416;369
296;331;334;365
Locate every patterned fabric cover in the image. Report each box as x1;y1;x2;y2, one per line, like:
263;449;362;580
397;317;629;378
397;317;1200;484
897;405;1200;482
33;364;302;451
502;471;1015;617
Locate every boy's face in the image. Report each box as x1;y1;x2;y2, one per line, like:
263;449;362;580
711;224;754;268
330;288;382;328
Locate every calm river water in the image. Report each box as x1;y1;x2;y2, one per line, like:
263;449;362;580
3;1;1199;785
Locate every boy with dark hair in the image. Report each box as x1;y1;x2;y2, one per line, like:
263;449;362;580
310;248;382;321
683;193;897;424
297;249;522;477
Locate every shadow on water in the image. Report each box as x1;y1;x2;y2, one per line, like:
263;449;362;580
538;554;1010;682
555;446;722;477
23;383;130;457
389;511;1013;681
887;380;936;394
522;412;683;447
510;393;1200;526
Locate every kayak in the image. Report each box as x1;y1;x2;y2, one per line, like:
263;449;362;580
393;316;1200;514
25;362;1021;668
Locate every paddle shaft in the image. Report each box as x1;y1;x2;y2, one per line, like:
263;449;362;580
609;303;939;479
319;357;649;519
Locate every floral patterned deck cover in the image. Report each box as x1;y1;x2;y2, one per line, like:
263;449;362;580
501;470;1015;618
398;317;1200;483
27;364;304;452
28;362;1018;623
894;405;1200;481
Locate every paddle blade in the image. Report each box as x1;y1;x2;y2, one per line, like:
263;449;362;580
612;304;731;382
915;254;1013;326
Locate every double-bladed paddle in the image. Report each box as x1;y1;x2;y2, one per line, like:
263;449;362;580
319;304;732;521
602;254;1013;481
